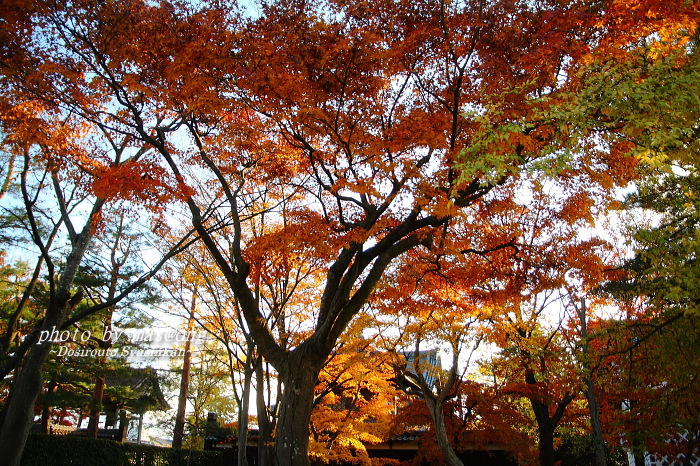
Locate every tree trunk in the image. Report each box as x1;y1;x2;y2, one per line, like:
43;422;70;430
425;397;463;466
39;381;58;434
525;366;574;466
0;309;68;465
529;393;561;466
173;298;196;449
87;375;105;437
681;429;697;466
39;405;52;434
537;421;556;466
585;377;608;466
172;345;191;448
0;151;15;201
577;298;608;466
256;360;274;466
274;357;322;466
237;365;252;466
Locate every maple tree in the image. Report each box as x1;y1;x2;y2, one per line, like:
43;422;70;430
370;247;490;466
589;208;700;465
479;206;614;466
389;376;532;465
157;200;327;465
368;167;621;466
3;0;700;463
309;328;400;465
603;193;700;464
566;296;610;466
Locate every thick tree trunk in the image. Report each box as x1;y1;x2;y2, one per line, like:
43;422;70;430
425;397;463;466
529;393;568;466
0;308;68;466
525;366;574;466
274;357;322;466
537;422;556;466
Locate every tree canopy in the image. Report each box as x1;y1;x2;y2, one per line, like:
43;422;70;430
1;0;700;464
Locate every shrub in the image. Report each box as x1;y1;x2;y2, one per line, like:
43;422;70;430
21;434;223;466
554;433;627;466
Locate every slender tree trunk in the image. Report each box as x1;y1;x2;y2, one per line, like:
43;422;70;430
87;375;106;437
88;317;113;438
39;405;52;434
39;381;58;434
88;232;123;439
425;397;463;466
577;299;608;466
237;365;252;466
0;152;16;201
173;295;196;449
409;341;466;466
256;360;274;466
584;377;608;466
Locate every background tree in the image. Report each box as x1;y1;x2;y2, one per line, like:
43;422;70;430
76;211;161;438
566;296;609;466
309;327;400;465
174;344;236;451
159;237;282;465
569;20;700;465
0;125;107;462
0;45;192;466
467;179;618;466
371;246;492;466
0;251;44;380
